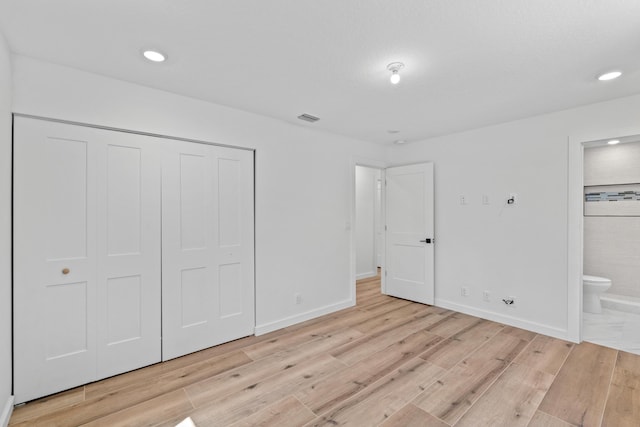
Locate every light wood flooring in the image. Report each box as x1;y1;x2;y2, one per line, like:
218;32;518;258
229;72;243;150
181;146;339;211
10;273;640;426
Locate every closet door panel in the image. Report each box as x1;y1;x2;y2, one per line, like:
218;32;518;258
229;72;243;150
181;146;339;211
162;142;217;359
13;118;98;404
14;118;162;402
96;133;161;378
214;148;255;339
162;142;254;360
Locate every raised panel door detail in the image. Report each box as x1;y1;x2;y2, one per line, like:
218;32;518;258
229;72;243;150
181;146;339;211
106;275;142;345
107;145;141;256
387;172;425;233
180;154;206;250
181;267;208;328
45;282;88;359
45;137;88;261
219;263;242;318
385;163;434;305
218;158;241;247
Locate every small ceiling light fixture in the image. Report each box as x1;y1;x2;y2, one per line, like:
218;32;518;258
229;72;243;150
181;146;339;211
607;139;621;145
143;50;167;63
394;139;407;145
387;62;405;84
597;70;622;81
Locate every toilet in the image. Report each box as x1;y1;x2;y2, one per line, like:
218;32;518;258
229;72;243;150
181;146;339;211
583;275;612;314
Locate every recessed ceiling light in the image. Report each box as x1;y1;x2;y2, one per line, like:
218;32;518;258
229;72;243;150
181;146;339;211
394;139;407;144
607;139;620;145
597;71;622;81
143;50;166;62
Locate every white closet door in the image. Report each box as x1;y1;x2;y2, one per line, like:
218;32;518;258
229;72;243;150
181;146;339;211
14;118;99;403
162;140;254;360
95;132;161;379
13;118;161;403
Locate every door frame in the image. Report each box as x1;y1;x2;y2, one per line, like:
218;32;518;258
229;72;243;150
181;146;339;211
567;124;640;343
350;157;388;304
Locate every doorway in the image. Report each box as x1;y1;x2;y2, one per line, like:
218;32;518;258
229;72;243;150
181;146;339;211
355;165;383;281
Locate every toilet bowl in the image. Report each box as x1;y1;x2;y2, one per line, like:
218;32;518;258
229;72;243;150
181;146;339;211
583;275;612;314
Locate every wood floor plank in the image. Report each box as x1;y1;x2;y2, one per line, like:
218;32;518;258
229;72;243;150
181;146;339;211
80;389;193;427
306;357;445;426
423;311;481;338
501;326;538;342
379;404;449;427
296;330;444;415
513;335;574;375
331;308;446;366
455;363;554;427
601;351;640;427
538;341;617;427
242;309;371;360
228;395;316;427
84;331;287;401
419;318;503;369
527;410;576;427
185;327;361;407
186;354;346;426
9;387;85;425
411;330;530;425
350;302;433;335
16;350;252;427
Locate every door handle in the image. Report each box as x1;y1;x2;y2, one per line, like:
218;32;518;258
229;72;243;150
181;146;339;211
419;238;433;244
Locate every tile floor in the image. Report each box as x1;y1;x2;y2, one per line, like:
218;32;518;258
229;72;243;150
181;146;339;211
583;307;640;355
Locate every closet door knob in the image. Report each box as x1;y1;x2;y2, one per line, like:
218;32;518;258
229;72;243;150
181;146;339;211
62;268;70;275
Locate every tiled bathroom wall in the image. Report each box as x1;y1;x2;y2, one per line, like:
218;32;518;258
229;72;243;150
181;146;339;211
584;141;640;298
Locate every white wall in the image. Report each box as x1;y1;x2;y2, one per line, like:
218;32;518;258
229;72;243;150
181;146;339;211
11;55;387;335
390;93;640;340
0;31;13;426
355;166;380;279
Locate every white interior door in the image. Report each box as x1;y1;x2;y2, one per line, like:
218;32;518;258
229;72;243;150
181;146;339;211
161;140;255;361
384;163;434;304
95;132;162;379
13;118;162;403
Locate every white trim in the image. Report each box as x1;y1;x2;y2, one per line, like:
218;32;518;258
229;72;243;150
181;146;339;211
254;299;354;336
436;298;570;342
356;271;378;280
1;396;14;427
566;137;583;342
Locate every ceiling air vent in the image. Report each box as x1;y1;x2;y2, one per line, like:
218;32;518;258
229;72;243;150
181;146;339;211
297;113;320;123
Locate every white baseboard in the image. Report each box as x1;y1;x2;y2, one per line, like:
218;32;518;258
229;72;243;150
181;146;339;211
356;271;377;280
435;298;571;342
255;298;355;336
1;395;14;427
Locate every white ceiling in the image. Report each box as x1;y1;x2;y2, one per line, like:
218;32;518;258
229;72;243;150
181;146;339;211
1;1;639;144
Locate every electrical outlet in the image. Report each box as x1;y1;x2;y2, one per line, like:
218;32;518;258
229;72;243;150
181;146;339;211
461;287;469;297
483;290;490;302
482;195;490;205
295;293;302;305
460;195;467;205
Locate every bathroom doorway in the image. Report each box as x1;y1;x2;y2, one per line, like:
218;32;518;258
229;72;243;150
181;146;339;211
580;136;640;355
